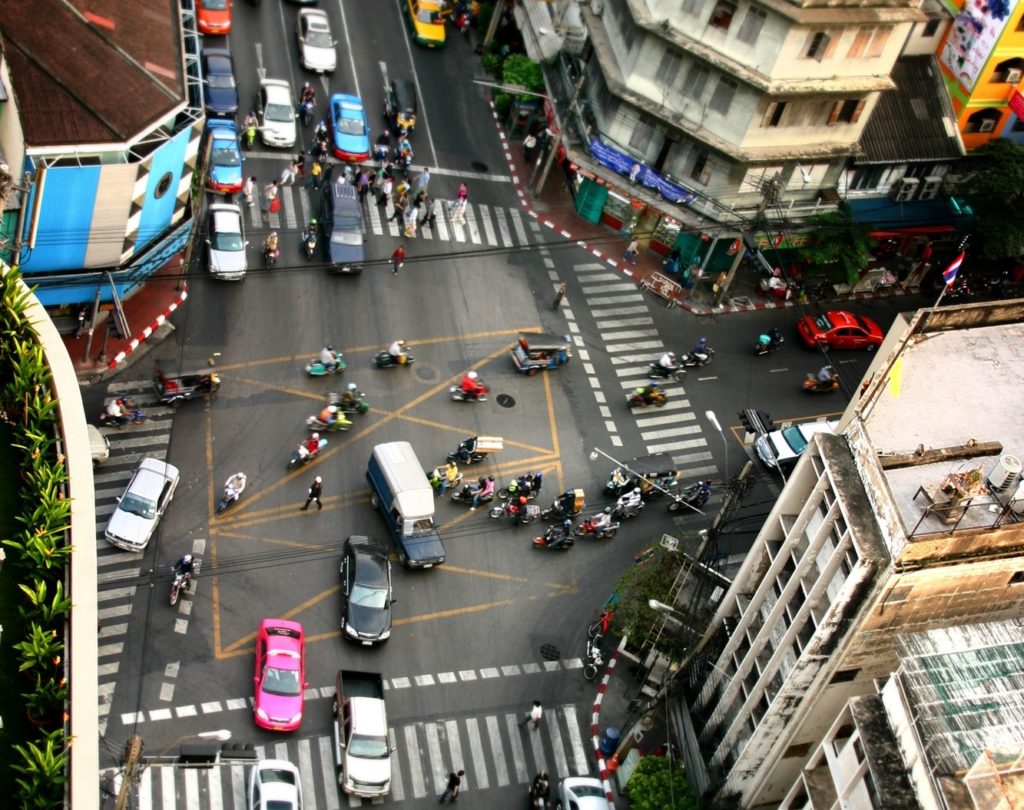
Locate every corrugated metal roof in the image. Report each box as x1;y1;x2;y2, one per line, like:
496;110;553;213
0;0;184;148
857;56;965;165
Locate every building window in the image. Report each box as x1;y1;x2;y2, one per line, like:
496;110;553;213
994;58;1024;83
848;26;871;58
853;738;865;764
681;0;705;16
865;25;892;58
804;31;830;61
1013;118;1024;132
709;77;737;115
830;668;860;684
865;771;881;809
922;18;941;37
827;98;865;125
155;172;174;198
783;742;813;758
964;108;1002;133
681;63;710;99
850;166;885;190
656;49;683;86
737;7;767;44
1010;571;1024;584
709;0;736;30
629;115;657;151
691;150;710;183
762;101;787;127
622;19;638;52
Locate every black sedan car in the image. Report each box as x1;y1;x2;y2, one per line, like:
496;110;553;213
340;536;394;645
201;47;239;117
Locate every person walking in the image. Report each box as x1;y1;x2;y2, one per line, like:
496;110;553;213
301;476;323;511
389;191;408;223
262;180;280;219
418;194;437;230
377;176;394;208
414;167;431;196
243;176;256;207
519;700;543;730
356;169;371;204
623;239;639;265
392;245;406;276
279;162;296;186
529;770;550;805
523;132;538;162
294;153;306;177
439;769;464;804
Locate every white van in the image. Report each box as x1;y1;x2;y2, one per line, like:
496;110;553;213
756;420;837;472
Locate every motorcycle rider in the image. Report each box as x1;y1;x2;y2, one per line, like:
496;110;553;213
264;232;279;264
758;327;781;349
587;507;614;533
340;382;360;410
437;461;460;497
657;351;680;373
174;553;195;591
299;81;316;108
305;217;318;245
634;380;664;405
318;403;341;428
471;475;495;510
388;339;408;365
692;337;711;363
243;111;259;146
557;488;577;515
509;495;529;524
319;343;339;372
300;432;321;458
459;370;486;400
223;473;245;504
547;518;574;548
619;486;642;515
106;398;128;424
816;365;837;385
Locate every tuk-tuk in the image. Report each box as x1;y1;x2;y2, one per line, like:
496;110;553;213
384;79;418;133
604;453;680;500
511;333;572;376
153;368;220;407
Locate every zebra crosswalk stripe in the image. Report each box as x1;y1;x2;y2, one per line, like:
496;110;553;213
509;208;528;244
462;203;482;244
486;714;510;786
478;204;497;246
317;736;341;809
493;207;513;247
404;724;425;798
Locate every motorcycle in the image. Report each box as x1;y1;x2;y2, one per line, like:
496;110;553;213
303;230;317;261
488;498;536;525
648;361;685;381
314;138;329;166
803;373;839;394
169;566;192;607
264;245;280;270
243;122;257;151
374;350;415;368
496;473;542;501
287;437;327;472
450;481;495;507
449;384;490;402
216;472;247;514
680;346;715;367
627;388;667;408
754;328;784;356
541;492;584;521
447;436;490;465
668;480;712;512
332;391;370;416
577;509;619;540
612;496;645;521
306;413;352;433
305;352;347;376
582;632;605;681
99;398;146;427
532;522;575;551
299;99;315;127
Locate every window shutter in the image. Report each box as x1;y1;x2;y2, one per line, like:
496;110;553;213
848;26;870;58
866;26;891;58
823;30;839;59
761;103;778;127
850;99;866;123
827;100;842;126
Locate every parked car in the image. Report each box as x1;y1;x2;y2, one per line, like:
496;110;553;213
756;419;838;473
328;94;370;161
197;0;232;35
320;178;364;273
87;424;110;465
296;9;336;72
797;310;884;351
104;458;180;552
204;119;243;195
257;79;298;148
557;776;609;810
206;203;248;280
249;760;302;810
254;619;306;732
340;536;394;645
201;47;239;118
405;0;447;47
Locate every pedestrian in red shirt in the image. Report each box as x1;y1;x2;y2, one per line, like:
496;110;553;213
392;245;406;276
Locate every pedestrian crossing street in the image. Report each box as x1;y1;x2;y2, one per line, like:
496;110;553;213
251;181;537;250
110;704;594;808
94;382;180;737
567;262;719;484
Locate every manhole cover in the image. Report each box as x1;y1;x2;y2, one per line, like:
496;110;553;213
414;365;439;383
540;643;561;662
471;161;489;173
496;394;515;408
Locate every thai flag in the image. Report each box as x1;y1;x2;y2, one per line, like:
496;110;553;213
943;252;964;286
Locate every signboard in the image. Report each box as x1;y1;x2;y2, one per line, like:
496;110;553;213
940;0;1021;94
1011;89;1024;120
588;138;697;207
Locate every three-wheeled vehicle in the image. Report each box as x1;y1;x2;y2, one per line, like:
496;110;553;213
604;453;680;500
153;368;220;406
384;79;417;134
511;333;572;376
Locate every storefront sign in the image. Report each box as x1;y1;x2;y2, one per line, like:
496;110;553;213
940;0;1021;94
588;138;697;207
1011;89;1024;120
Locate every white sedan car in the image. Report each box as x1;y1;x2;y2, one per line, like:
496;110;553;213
104;458;180;552
249;759;302;810
296;9;336;73
206;203;248;280
557;776;611;809
257;79;298;148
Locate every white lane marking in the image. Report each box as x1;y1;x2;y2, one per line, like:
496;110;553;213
504;713;529;783
404;724;426;798
478;204;497;245
494;207;513;246
336;0;363;104
392;0;438;166
486;714;510;786
388;727;405;802
424;722;447;794
509;208;529;244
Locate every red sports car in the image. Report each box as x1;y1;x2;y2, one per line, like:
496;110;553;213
197;0;232;35
253;619;306;732
797;310;884;351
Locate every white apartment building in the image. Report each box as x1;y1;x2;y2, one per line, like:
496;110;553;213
677;301;1024;807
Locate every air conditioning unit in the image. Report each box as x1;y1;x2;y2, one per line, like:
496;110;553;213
979;119;997;133
1006;67;1023;84
889;177;919;202
918;176;943;200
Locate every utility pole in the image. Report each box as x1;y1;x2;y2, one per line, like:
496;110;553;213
713;175;780;306
532;72;586;197
115;734;143;810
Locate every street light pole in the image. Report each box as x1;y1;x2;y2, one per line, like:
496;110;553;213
705;410;728;481
115;729;231;810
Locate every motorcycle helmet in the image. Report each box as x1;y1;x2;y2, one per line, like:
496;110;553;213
312;432;320;440
518;496;528;506
604;506;612;514
311;218;318;226
328;405;338;413
315;476;322;483
182;554;193;564
347;383;357;391
634;387;645;394
326;344;333;350
467;371;478;379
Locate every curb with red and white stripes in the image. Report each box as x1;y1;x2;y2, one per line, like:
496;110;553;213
108;286;188;369
591;635;628;807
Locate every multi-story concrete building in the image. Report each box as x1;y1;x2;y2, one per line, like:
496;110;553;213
780;618;1024;809
676;300;1024;807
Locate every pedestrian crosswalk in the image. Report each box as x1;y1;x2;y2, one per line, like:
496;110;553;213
246;181;536;250
95;381;178;736
108;704;594;808
569;262;719;483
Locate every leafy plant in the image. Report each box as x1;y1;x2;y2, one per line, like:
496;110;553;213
13;622;63;673
960;139;1024;261
18;579;71;625
23;672;68;724
796;203;877;286
613;550;693;661
626;755;699;810
11;728;69;809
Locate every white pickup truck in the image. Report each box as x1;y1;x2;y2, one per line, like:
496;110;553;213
332;669;393;798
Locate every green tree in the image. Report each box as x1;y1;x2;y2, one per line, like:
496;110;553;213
613;550;693;661
796;203;877;286
494;54;546;117
626;755;699;810
961;139;1024;261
